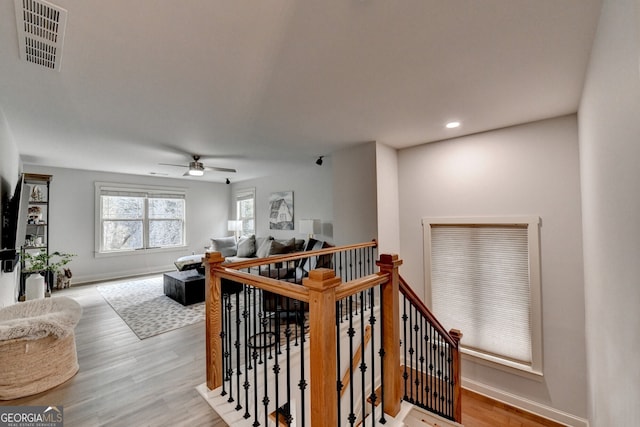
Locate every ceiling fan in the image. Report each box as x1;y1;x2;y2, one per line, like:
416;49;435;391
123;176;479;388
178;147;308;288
159;155;237;177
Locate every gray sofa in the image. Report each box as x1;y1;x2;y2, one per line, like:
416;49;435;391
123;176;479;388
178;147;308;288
174;235;330;281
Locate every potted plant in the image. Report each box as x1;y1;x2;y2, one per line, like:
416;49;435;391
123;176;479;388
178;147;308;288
22;249;75;291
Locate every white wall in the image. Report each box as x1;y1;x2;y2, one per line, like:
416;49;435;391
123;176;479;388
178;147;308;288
0;107;21;306
332;142;378;246
375;142;400;255
230;159;334;243
23;165;230;283
579;0;640;425
398;116;587;423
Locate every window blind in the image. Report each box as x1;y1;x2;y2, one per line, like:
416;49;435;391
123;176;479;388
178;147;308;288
430;224;532;364
95;182;187;253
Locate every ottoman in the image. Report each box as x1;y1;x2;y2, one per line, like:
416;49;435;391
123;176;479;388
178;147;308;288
0;296;82;400
163;270;205;305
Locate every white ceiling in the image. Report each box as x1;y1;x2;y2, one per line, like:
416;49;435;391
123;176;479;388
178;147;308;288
0;0;602;183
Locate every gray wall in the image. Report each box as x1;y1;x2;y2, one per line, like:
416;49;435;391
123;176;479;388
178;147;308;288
332;142;378;246
579;0;640;424
0;108;22;306
397;115;587;423
375;142;400;255
230;158;334;244
22;165;230;284
17;158;336;285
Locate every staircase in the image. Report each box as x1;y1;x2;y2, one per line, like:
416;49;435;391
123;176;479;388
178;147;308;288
199;242;463;426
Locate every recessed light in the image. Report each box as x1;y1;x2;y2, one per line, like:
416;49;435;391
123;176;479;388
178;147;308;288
446;121;461;129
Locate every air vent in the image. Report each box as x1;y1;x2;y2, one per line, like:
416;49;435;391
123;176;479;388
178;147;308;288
14;0;68;71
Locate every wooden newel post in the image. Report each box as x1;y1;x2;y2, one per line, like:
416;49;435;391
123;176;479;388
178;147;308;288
303;268;342;427
449;328;463;423
376;253;403;418
204;251;225;390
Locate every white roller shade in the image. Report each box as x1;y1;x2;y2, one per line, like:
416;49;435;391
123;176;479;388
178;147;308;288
429;224;532;364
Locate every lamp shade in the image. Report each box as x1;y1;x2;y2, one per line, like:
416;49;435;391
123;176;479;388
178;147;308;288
228;220;242;231
299;219;320;236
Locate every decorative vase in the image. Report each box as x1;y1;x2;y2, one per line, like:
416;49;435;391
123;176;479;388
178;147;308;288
25;273;45;300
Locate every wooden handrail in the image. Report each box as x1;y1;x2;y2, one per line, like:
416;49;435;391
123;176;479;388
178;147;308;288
398;275;458;348
214;266;310;302
205;247;461;424
399;274;463;423
222;240;378;271
334;272;388;301
208;240;380;304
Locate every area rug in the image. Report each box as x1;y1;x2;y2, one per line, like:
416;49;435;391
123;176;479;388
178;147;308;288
97;276;204;340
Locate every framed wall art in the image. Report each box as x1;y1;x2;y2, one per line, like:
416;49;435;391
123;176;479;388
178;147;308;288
268;191;294;230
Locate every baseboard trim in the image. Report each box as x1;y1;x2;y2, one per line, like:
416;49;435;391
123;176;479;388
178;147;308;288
72;265;175;286
462;378;589;427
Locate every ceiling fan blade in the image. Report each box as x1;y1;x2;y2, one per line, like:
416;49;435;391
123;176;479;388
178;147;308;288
203;166;237;173
199;154;246;160
159;162;188;168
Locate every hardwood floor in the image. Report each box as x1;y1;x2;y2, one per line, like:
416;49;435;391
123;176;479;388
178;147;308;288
0;276;227;427
461;389;566;427
0;277;564;427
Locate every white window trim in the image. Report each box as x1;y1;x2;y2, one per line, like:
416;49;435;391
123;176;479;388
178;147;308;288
94;182;188;257
234;187;256;236
422;216;543;379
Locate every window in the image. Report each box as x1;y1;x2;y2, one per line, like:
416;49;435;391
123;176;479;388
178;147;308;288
96;183;186;254
235;188;255;236
423;217;542;377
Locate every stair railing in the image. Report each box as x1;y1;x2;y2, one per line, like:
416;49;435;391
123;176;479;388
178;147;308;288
203;244;462;425
399;275;463;422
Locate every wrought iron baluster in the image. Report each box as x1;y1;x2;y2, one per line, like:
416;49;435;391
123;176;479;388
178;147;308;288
368;287;377;425
221;292;229;396
447;342;453;419
336;300;343;426
348;296;356;426
235;290;242;411
359;290;366;425
378;284;386;425
414;305;421;405
430;323;436;414
409;302;415;403
273;306;281;425
438;336;445;414
418;312;424;407
299;325;307;427
402;294;408;401
252;287;260;426
262;314;269;427
285;296;293;425
243;287;251;418
358;248;363;283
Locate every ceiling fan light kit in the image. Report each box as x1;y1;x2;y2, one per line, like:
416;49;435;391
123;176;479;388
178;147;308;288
187;167;204;176
159;154;237;177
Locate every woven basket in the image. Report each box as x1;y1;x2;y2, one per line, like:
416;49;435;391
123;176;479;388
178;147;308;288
0;332;79;400
0;297;81;401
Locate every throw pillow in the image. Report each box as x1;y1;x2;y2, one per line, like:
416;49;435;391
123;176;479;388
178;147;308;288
300;239;326;272
256;237;273;258
210;236;237;257
236;235;256;257
294;239;306;252
269;238;296;255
